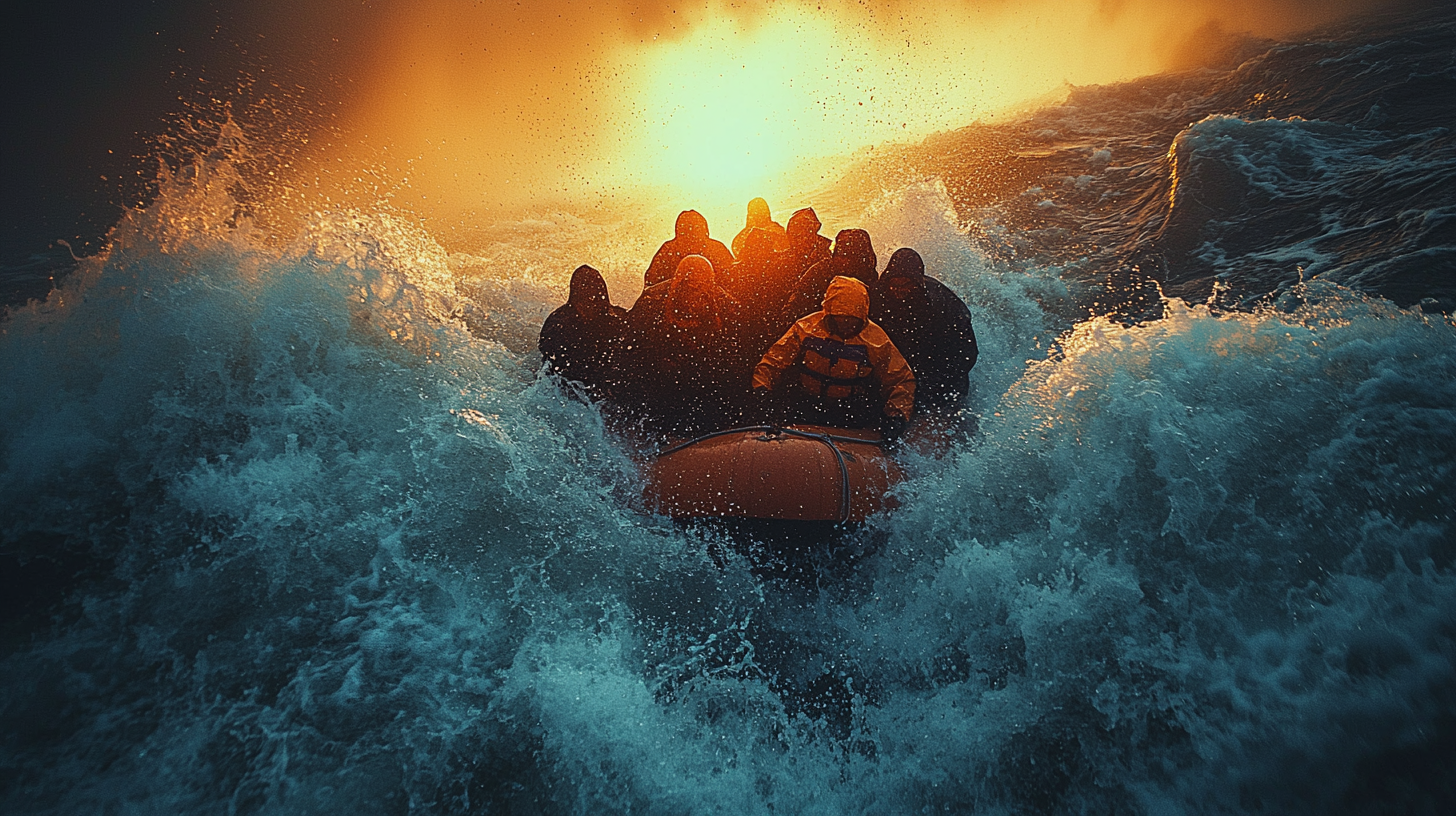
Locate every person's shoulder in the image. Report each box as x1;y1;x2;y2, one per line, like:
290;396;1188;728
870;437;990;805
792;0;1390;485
539;306;575;353
629;284;668;317
858;320;894;345
648;239;684;266
731;228;752;254
707;238;734;261
542;303;573;327
924;277;973;318
797;256;832;284
792;310;825;331
924;275;966;302
636;280;671;300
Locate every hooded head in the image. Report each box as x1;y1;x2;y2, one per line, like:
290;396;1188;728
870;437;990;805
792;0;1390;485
822;276;869;320
882;247;926;301
822;275;869;338
786;208;822;249
832;229;877;284
746;197;773;228
882;247;925;281
674;210;710;242
673;253;715;284
568;264;610;317
740;227;776;263
667;254;723;332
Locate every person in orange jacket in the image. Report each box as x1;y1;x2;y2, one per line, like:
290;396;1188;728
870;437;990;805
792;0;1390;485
752;276;915;437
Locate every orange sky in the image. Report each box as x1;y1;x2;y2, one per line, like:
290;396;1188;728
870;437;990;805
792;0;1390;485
275;0;1408;242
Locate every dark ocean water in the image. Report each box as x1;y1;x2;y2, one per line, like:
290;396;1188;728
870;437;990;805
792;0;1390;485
3;6;1455;815
845;4;1456;316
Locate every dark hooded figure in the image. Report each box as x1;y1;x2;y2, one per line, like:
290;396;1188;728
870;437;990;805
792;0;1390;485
870;247;979;412
777;208;832;279
626;255;747;435
539;264;629;398
643;210;736;289
782;228;878;326
731;197;789;258
726;227;796;360
763;207;833;334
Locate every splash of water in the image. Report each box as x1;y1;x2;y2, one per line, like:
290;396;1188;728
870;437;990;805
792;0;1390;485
3;126;1454;814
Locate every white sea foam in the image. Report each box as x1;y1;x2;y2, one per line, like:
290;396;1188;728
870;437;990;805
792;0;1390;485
2;133;1454;815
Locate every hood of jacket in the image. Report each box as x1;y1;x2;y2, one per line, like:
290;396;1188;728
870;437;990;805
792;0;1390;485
786;208;822;244
568;264;611;316
832;229;877;283
738;227;777;263
667;254;724;331
822;275;869;320
672;254;715;285
674;209;710;242
746;197;774;228
882;247;926;281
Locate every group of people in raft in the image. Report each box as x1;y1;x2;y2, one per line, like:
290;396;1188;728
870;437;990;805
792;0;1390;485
538;198;979;442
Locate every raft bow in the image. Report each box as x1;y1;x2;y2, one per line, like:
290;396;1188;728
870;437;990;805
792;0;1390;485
644;424;902;524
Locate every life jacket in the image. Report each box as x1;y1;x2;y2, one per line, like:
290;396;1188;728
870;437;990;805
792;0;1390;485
795;334;875;399
792;276;875;400
754;276;916;421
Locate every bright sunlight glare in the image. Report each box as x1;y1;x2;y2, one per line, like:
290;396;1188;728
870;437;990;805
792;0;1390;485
300;0;1394;249
626;10;881;204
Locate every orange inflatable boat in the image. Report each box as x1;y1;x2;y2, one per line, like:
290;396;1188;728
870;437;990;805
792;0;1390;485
643;425;903;524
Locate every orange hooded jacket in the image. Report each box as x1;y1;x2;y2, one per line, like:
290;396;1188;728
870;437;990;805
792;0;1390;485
753;276;915;420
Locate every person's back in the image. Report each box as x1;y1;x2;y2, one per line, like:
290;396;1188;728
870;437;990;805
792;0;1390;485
754;276;914;434
764;207;833;335
643;210;736;289
539;265;628;399
870;248;978;413
775;207;832;280
731;197;789;259
725;227;794;361
628;255;747;435
782;228;877;326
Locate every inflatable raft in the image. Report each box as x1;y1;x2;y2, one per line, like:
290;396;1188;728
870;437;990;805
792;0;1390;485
643;425;902;524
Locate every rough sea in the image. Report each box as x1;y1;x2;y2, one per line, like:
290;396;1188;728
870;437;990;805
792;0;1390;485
2;6;1454;815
